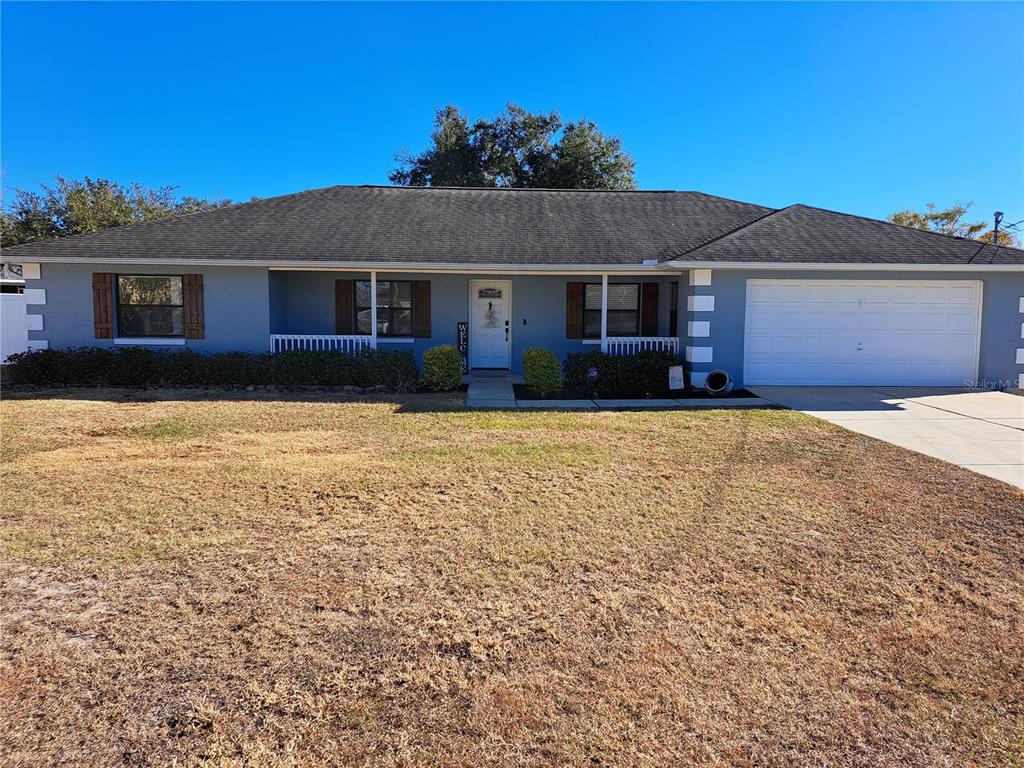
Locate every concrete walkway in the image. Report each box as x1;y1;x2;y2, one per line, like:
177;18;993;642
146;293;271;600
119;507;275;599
751;387;1024;489
465;381;518;409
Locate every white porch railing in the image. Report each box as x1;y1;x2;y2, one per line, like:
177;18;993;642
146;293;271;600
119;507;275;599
604;337;679;355
270;334;373;354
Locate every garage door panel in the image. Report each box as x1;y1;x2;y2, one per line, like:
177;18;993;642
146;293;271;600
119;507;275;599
888;285;921;303
918;285;949;304
771;336;812;357
747;284;777;303
861;311;892;330
744;280;981;386
861;285;890;303
887;311;920;331
745;362;772;381
944;310;978;332
775;310;805;330
831;310;860;330
801;308;832;324
948;285;978;304
828;285;861;303
746;336;774;357
774;284;806;303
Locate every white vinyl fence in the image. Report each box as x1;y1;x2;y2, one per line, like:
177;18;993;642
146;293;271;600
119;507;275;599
1;291;28;363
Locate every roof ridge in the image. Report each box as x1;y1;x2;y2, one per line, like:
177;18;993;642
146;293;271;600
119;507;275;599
359;185;679;194
664;204;787;260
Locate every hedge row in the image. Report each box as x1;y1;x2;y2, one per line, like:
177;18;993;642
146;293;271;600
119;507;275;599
563;350;679;398
5;346;680;397
3;347;420;391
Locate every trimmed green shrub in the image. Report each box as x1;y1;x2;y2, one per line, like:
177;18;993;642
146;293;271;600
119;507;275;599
523;348;562;398
421;345;463;392
4;347;419;391
353;349;419;392
563;350;678;398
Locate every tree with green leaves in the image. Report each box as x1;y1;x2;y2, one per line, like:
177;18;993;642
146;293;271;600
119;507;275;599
390;104;636;190
888;202;1019;247
1;176;233;247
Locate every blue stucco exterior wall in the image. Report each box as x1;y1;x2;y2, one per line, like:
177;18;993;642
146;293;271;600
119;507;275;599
688;269;1024;388
29;262;273;353
27;262;1021;388
271;271;680;374
28;265;679;374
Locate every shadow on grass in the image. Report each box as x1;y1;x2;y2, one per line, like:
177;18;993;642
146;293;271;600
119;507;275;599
0;386;468;413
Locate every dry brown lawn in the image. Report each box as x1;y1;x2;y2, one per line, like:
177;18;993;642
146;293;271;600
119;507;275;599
1;391;1022;767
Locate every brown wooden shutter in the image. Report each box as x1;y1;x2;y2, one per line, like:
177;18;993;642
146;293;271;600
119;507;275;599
641;282;659;336
335;279;354;334
182;274;205;339
92;273;114;339
413;280;431;338
566;282;584;339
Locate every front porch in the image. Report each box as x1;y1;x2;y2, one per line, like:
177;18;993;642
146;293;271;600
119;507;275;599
267;270;683;373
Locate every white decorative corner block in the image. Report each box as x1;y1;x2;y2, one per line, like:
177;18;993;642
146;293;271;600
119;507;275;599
1020;322;1024;339
687;320;711;338
1019;373;1024;390
686;345;713;363
21;263;40;280
23;288;46;305
689;269;712;287
1017;348;1024;365
1019;297;1024;313
25;314;43;331
26;340;48;351
690;371;708;388
687;295;715;312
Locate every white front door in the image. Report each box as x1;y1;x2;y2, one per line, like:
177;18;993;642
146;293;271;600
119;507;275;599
469;280;511;369
743;279;982;386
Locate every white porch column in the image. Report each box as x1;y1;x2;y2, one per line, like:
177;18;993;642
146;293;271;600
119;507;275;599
600;273;608;353
370;270;378;349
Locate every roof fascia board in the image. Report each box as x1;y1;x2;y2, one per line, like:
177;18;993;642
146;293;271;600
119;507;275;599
14;256;678;275
662;260;1024;272
12;256;1022;272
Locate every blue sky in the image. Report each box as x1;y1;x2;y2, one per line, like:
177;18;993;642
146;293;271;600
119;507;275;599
2;2;1022;224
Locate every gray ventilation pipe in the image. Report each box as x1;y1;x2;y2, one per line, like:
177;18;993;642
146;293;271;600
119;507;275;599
704;369;733;396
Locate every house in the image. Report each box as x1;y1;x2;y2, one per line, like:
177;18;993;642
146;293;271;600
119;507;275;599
2;185;1023;389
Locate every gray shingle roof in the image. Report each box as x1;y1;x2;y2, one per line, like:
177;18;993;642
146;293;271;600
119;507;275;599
0;185;772;265
3;185;1021;266
680;204;1024;265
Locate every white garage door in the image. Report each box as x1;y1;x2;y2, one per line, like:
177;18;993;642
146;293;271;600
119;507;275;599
744;279;982;386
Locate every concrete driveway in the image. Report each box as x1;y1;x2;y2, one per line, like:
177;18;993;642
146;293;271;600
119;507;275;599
750;387;1024;489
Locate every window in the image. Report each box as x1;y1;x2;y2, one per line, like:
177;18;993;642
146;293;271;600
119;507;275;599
116;275;183;337
355;280;414;337
583;283;639;338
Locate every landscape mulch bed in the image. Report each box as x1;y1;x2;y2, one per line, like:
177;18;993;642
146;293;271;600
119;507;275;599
513;384;759;400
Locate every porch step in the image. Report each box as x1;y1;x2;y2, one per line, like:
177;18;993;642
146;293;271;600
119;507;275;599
463;374;524;384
